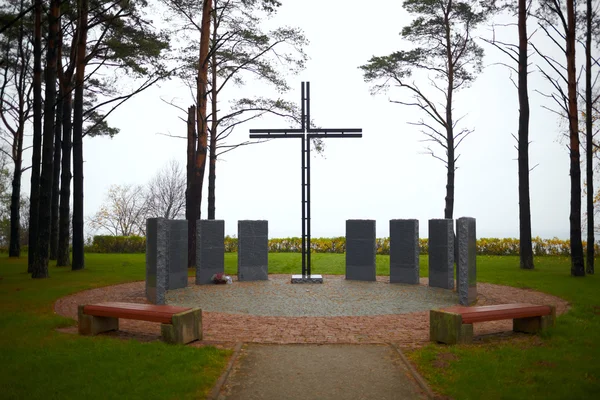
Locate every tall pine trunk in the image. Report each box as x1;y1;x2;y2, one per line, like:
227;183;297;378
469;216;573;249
208;22;218;221
8;0;27;258
28;0;43;273
32;0;60;279
566;0;585;276
585;0;594;274
50;87;63;260
188;0;212;267
186;105;197;268
443;3;454;220
207;125;217;220
9;128;23;257
518;0;534;269
72;0;88;271
57;91;72;266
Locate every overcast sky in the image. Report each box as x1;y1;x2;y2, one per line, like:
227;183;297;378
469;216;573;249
19;0;592;240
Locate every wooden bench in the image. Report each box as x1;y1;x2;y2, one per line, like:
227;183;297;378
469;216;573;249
430;303;556;344
78;302;202;344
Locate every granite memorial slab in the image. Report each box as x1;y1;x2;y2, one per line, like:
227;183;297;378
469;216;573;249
196;219;225;285
346;219;376;281
238;220;269;281
390;219;419;284
457;217;477;305
428;219;454;290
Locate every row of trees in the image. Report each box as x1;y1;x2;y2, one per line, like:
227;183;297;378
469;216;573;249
360;0;599;276
1;0;309;275
1;0;169;278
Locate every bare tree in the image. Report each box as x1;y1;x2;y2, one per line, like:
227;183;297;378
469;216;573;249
146;160;186;220
88;184;148;236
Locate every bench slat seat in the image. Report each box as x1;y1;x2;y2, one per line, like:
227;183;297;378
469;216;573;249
83;302;190;324
78;302;202;344
430;303;556;345
442;304;552;324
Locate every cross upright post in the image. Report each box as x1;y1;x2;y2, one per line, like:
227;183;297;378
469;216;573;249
250;82;362;283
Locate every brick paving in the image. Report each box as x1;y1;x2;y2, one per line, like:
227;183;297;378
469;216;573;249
54;276;569;348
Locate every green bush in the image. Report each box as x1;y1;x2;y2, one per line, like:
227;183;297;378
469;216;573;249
87;235;146;253
81;234;599;256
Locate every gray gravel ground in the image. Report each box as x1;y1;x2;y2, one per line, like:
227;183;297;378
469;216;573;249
166;275;458;317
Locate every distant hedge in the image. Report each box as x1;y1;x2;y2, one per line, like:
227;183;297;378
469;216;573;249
84;235;600;256
86;236;146;253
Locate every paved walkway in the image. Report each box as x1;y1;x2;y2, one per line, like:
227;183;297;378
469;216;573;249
214;344;429;400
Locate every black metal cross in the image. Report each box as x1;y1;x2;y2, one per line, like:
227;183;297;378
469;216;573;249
249;82;362;281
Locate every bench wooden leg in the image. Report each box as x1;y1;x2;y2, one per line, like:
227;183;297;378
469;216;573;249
78;305;119;336
430;310;473;344
513;305;556;334
161;308;202;344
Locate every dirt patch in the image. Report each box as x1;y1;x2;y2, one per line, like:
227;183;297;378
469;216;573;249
54;276;569;348
432;352;459;369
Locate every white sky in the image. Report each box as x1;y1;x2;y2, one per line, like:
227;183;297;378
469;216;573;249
20;0;592;240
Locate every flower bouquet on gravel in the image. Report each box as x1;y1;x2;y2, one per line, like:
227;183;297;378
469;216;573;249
212;273;231;284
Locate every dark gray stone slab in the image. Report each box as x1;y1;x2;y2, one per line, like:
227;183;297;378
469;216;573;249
196;220;225;285
168;219;188;290
146;218;188;304
146;218;168;305
345;219;376;281
390;219;419;284
428;219;454;290
457;217;477;305
238;220;269;281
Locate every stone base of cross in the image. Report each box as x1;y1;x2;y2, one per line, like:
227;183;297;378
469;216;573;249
291;274;324;284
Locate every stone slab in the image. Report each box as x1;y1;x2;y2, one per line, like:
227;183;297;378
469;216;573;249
428;219;454;290
390;219;419;284
146;218;188;304
196;220;225;285
168;219;188;290
457;217;477;305
238;220;269;281
78;305;119;336
345;220;376;281
161;308;202;344
146;218;168;305
429;309;472;344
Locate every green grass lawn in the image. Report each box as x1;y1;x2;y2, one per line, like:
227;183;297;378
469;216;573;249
1;253;599;399
0;255;230;400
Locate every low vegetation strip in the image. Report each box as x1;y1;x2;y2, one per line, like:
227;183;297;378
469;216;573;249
80;235;599;256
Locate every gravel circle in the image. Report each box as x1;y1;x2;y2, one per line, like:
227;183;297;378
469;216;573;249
166;275;459;317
